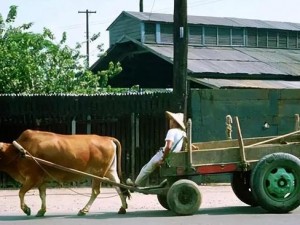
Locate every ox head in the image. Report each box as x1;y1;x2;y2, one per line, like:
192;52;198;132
0;142;19;170
0;142;4;167
0;142;3;154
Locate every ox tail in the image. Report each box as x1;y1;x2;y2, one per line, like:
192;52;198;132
113;138;131;199
113;138;123;179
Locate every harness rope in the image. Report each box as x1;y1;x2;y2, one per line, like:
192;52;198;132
15;148;119;199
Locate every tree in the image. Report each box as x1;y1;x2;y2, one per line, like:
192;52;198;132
0;5;121;94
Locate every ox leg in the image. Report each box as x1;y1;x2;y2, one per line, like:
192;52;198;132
19;180;37;216
77;179;101;216
106;172;128;214
36;184;47;217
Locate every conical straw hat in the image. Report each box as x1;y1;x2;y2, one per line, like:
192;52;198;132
165;111;185;130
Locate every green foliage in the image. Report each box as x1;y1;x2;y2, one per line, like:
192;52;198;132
0;5;122;94
97;62;122;89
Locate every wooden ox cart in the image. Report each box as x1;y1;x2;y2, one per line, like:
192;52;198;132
13;116;300;216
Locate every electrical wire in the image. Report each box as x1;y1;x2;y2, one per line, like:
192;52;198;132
188;0;226;7
149;0;228;14
150;0;156;13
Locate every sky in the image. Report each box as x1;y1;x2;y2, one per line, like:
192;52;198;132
1;0;300;64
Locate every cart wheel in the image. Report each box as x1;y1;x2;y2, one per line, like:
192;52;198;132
251;152;300;213
157;193;170;210
231;171;258;206
167;179;201;215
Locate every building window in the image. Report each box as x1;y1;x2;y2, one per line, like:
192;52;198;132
246;28;258;47
258;29;268;47
232;28;244;45
160;23;173;43
278;31;287;48
189;25;203;45
268;30;277;48
204;26;217;45
186;25;296;49
289;31;297;49
218;27;230;45
144;23;156;43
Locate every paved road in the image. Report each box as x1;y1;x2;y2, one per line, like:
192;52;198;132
0;185;299;225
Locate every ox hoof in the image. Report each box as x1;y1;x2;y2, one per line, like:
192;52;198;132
23;206;31;216
118;207;126;214
77;210;87;216
36;209;46;217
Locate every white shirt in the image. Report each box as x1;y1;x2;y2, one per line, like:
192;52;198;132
165;128;186;153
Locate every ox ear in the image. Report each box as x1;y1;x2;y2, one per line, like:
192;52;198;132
0;142;4;152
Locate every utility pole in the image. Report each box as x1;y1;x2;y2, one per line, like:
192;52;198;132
140;0;143;12
173;0;188;112
78;9;96;68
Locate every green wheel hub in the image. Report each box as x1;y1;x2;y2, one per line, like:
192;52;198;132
266;168;295;199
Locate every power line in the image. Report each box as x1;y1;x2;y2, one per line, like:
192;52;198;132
150;0;156;13
188;0;226;7
147;0;227;13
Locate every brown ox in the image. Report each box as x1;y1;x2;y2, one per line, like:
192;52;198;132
0;129;130;217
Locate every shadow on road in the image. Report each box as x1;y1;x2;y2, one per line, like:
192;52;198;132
196;206;267;215
0;210;171;222
0;206;268;221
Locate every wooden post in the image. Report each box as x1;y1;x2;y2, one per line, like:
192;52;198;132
225;115;233;140
131;113;136;179
235;117;248;170
139;0;143;12
86;115;91;134
78;10;96;68
295;114;299;131
71;117;76;134
187;118;193;167
173;0;188;111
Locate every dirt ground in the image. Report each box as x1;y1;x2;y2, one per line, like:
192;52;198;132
0;184;245;216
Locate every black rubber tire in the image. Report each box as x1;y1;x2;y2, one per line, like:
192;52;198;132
157;193;170;210
231;171;258;206
250;152;300;213
167;179;201;215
